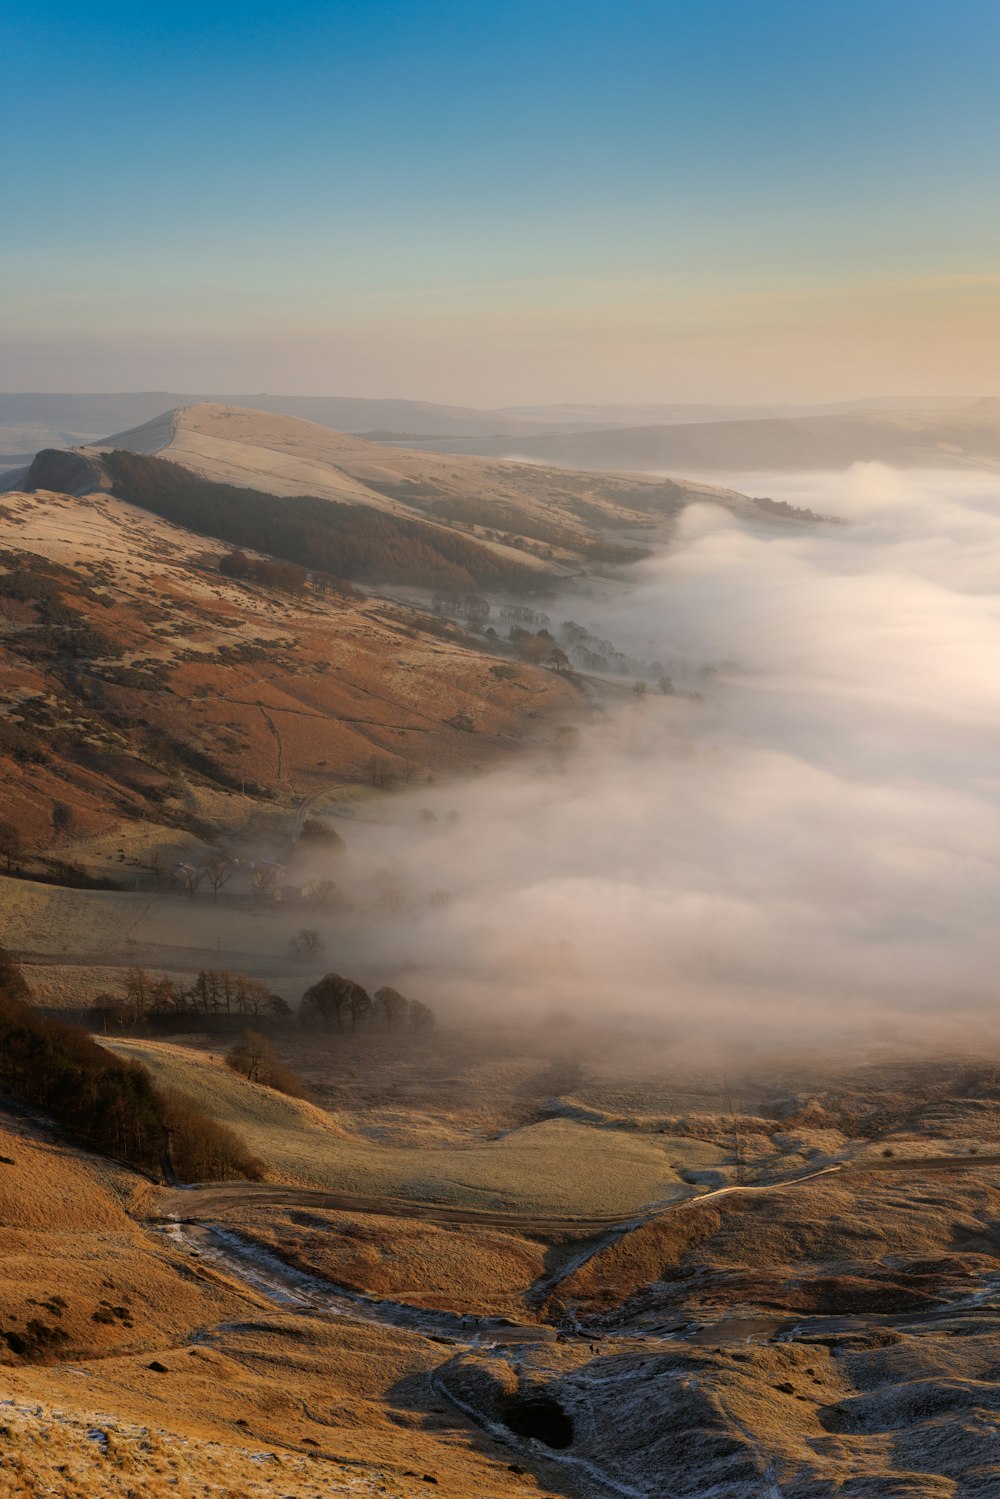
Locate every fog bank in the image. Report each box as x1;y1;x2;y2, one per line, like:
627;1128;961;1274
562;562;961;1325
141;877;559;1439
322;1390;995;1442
317;465;1000;1055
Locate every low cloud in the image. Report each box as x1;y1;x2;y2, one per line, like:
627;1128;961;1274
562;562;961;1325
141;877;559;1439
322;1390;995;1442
307;465;1000;1059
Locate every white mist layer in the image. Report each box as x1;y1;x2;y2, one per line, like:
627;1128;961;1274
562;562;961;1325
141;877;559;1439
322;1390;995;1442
319;465;1000;1055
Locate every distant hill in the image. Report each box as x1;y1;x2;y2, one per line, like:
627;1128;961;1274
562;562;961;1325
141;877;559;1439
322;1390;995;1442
0;389;983;459
412;403;1000;473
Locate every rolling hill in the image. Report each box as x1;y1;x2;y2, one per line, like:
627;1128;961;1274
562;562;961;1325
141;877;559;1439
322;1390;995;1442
82;401;771;545
0;481;574;845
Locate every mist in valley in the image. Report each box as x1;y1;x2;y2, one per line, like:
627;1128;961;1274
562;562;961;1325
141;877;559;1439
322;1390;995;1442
307;464;1000;1058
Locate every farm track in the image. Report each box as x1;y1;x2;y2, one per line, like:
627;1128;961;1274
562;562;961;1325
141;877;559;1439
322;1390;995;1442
158;1152;1000;1333
158;1151;1000;1241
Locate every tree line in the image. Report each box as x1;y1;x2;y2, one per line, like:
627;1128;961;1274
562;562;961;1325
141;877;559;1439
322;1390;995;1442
93;965;290;1033
300;974;434;1032
94;965;435;1042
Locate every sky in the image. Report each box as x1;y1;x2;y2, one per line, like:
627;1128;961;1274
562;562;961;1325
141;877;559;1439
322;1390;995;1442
2;0;999;404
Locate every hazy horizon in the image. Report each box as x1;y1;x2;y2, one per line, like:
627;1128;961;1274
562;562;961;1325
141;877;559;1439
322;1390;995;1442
4;1;999;403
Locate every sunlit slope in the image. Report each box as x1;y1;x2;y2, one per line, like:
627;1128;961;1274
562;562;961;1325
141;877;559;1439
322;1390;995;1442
94;400;761;540
0;1106;245;1367
104;1039;728;1215
0;485;571;840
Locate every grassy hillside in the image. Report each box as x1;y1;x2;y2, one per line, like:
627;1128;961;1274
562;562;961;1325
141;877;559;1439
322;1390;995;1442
0;486;572;842
105;1038;727;1215
101;448;547;594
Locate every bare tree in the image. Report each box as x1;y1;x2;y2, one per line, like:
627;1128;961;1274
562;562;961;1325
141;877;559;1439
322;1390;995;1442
235;975;272;1018
301;877;342;910
204;851;239;901
344;980;372;1029
226;1030;274;1083
124;965;153;1016
250;861;284;903
289;927;324;960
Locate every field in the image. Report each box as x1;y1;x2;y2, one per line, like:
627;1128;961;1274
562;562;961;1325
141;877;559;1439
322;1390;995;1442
104;1037;731;1216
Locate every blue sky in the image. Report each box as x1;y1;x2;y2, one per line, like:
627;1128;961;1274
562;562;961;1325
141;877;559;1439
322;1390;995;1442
2;1;998;401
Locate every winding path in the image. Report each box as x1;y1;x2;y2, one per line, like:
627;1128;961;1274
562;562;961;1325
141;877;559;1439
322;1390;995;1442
155;1149;1000;1345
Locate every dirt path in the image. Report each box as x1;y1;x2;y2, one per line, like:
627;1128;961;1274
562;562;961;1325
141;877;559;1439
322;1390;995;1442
156;1180;657;1235
158;1151;1000;1254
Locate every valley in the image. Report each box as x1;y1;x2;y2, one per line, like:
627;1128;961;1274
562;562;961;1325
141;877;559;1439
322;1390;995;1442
3;408;1000;1497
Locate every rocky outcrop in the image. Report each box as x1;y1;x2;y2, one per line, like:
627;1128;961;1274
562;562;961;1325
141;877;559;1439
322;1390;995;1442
22;448;111;496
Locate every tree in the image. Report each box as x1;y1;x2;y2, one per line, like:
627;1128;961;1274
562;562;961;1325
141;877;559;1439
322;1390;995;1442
0;821;24;873
226;1030;274;1083
289;927;324;960
545;647;570;673
124;965;153;1016
299;818;345;851
234;975;272;1018
301;877;342;910
367;755;392;789
344;980;372;1029
300;972;371;1030
409;998;435;1031
374;985;409;1029
204;852;238;900
250;861;284;902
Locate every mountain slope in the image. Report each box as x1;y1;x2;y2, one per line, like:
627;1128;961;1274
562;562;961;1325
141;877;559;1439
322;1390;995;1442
89;402;778;548
0;484;573;843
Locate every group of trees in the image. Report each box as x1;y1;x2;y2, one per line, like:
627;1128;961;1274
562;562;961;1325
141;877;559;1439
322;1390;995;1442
558;618;671;684
300;974;434;1033
218;549;308;595
94;965;290;1033
93;964;437;1042
0;948;261;1181
431;591;491;626
103;450;544;594
500;604;551;628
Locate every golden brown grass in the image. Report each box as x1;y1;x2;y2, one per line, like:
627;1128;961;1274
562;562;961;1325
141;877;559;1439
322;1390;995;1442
106;1036;730;1216
221;1204;552;1318
0;1116;249;1370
